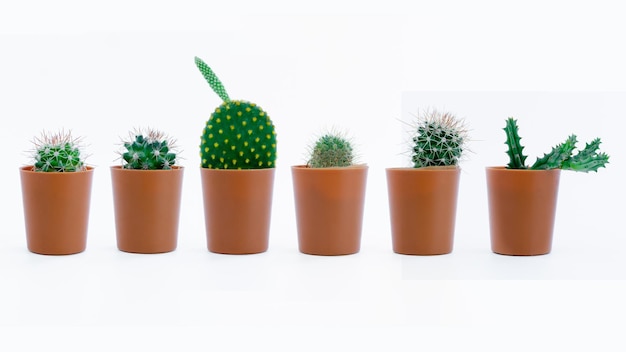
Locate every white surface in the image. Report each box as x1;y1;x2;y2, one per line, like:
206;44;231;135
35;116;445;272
1;1;626;350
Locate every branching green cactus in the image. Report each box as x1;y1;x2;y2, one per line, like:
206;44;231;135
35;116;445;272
121;129;178;170
504;118;527;169
31;130;86;172
307;133;354;168
195;57;277;169
504;117;609;172
411;109;468;168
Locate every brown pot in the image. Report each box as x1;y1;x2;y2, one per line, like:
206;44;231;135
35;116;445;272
386;166;460;255
291;165;368;255
200;168;275;254
20;166;94;255
111;166;184;254
486;167;561;256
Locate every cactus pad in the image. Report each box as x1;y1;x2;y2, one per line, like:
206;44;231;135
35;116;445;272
200;100;277;169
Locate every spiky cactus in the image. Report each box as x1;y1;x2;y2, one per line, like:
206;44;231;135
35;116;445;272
411;109;468;168
120;129;178;170
31;130;86;172
195;57;277;169
307;133;354;168
504;117;609;172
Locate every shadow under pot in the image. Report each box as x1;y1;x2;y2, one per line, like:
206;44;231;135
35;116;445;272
291;165;368;256
20;166;94;255
386;166;461;255
486;167;561;256
200;168;275;254
111;166;184;254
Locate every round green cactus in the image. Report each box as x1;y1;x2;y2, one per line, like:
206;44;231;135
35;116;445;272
411;109;468;168
307;133;354;168
121;129;178;170
195;57;277;169
32;130;86;172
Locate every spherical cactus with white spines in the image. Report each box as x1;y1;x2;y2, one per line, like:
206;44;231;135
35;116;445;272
32;130;86;172
411;109;468;168
121;128;178;170
195;57;277;170
308;133;354;168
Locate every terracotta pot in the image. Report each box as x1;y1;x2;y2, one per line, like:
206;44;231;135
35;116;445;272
291;165;368;255
111;166;184;254
20;166;94;255
486;167;561;256
200;168;275;254
386;166;460;255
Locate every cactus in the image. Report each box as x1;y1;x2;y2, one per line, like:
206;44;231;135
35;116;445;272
120;128;178;170
411;109;468;168
195;57;277;169
31;130;86;172
307;132;354;168
503;117;609;172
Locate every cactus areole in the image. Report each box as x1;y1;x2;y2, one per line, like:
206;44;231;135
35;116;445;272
195;57;277;170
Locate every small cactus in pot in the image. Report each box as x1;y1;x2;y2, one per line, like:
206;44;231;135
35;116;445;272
119;128;178;170
21;129;93;255
386;108;468;255
30;129;87;172
195;57;277;169
411;109;469;168
194;56;277;254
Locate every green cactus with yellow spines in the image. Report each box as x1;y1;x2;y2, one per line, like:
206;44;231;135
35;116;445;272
195;57;277;169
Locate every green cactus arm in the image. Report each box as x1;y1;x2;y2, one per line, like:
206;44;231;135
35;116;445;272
561;138;609;172
530;134;577;170
504;118;528;169
194;57;230;102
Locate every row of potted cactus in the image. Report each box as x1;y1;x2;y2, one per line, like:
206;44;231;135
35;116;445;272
18;57;610;257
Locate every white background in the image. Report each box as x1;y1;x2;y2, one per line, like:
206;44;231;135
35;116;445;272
1;1;625;350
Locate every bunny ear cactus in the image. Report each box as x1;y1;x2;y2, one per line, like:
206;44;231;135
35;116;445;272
411;109;468;168
31;130;86;172
504;117;609;172
307;132;354;168
121;128;178;170
195;57;277;169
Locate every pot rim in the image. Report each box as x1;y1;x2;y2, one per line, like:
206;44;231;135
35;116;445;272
292;164;368;170
386;165;459;172
486;166;561;173
111;165;184;172
200;167;275;173
20;165;95;173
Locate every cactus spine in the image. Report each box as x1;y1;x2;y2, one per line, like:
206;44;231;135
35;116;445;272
195;57;277;169
32;130;86;172
307;133;354;168
503;118;609;172
121;129;178;170
411;109;468;168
